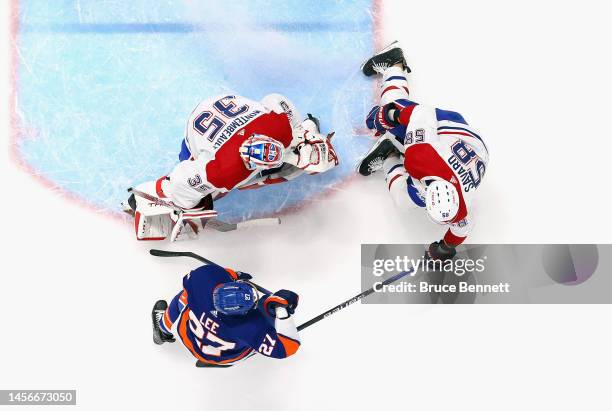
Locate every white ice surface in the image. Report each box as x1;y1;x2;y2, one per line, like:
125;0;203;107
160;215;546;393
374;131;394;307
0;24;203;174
2;1;612;410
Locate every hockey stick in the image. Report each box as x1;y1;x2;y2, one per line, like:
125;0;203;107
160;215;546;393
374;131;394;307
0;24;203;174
149;249;272;295
296;268;414;331
128;187;280;232
149;249;415;331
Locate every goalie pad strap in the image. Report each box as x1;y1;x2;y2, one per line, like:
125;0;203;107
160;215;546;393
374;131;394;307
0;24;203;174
156;176;168;198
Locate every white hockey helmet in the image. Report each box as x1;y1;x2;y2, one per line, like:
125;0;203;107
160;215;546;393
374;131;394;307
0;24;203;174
425;179;460;224
239;134;285;171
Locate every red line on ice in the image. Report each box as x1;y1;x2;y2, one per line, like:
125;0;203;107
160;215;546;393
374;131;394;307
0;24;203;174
7;0;385;225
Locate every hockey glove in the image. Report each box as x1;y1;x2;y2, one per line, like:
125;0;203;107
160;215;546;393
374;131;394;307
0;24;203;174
264;290;299;318
366;104;402;135
365;105;383;135
425;240;457;262
236;271;253;281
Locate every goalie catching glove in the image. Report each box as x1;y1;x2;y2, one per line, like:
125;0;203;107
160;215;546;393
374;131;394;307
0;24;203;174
286;121;339;174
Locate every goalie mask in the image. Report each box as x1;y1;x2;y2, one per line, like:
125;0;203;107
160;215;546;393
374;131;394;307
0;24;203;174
212;281;258;316
239;135;285;171
425;179;460;224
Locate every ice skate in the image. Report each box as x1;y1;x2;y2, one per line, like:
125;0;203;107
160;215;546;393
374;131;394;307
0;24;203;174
361;41;410;76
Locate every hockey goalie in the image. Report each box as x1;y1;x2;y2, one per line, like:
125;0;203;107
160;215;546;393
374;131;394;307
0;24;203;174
356;42;489;262
124;93;339;241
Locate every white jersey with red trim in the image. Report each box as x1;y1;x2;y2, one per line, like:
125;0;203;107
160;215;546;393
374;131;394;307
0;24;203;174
184;95;269;157
398;103;489;245
160;95;295;209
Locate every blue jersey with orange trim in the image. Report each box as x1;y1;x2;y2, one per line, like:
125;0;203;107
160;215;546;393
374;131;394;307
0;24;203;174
176;265;300;365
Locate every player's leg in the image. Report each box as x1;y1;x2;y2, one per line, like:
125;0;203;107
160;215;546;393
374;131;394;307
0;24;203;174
379;65;411;106
377;65;416;145
151;290;186;345
357;44;415;176
384;155;424;211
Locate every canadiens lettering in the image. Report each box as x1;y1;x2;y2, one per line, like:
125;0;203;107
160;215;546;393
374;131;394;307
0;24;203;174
212;110;262;149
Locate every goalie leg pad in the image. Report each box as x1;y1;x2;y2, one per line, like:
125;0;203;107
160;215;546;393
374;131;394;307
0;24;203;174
135;211;173;241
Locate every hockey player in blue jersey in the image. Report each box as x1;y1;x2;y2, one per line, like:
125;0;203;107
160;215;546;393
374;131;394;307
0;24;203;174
151;264;300;367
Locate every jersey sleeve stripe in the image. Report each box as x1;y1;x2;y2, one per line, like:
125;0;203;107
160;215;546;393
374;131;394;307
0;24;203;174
224;268;239;280
444;228;467;245
438;126;488;153
387;173;403;191
386;75;407;81
381;85;400;96
277;334;300;357
155;176;167;198
178;289;188;307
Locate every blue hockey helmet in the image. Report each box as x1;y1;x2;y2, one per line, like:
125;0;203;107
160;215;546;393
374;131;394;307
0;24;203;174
212;282;258;316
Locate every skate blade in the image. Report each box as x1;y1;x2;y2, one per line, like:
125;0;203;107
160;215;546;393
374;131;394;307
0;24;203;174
359;40;401;71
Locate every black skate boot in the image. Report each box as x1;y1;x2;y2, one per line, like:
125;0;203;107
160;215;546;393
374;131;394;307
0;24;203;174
356;137;401;176
195;360;234;368
152;300;176;345
361;41;410;77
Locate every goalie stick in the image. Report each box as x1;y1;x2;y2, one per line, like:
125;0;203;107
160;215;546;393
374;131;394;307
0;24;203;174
148;249;415;331
128;187;281;233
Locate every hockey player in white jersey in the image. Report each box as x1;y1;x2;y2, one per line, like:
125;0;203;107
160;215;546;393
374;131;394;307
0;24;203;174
356;42;489;261
125;93;339;241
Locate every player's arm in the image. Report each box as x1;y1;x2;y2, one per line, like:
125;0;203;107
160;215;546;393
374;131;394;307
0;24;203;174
253;290;301;359
426;214;473;261
444;213;472;246
161;154;221;209
367;100;418;132
370;102;440;144
237;163;305;190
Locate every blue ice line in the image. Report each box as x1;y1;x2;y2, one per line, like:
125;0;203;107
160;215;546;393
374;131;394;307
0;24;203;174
22;21;369;34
